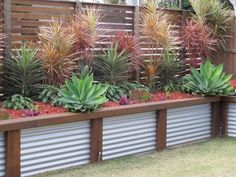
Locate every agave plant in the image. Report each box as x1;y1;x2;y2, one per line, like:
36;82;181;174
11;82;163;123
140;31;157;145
4;43;45;97
94;44;129;83
59;74;108;112
184;60;234;96
38;18;78;86
189;0;233;50
181;19;217;67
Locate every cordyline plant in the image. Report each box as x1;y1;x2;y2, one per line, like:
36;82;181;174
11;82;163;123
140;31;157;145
181;18;217;67
68;6;102;66
189;0;233;51
38;18;78;86
141;0;179;87
112;32;141;72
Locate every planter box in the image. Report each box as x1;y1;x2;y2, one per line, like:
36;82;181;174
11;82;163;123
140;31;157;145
167;104;211;147
0;133;4;177
0;97;220;177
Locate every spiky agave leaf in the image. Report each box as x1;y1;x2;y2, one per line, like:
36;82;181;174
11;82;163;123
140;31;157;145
184;60;234;96
59;74;108;112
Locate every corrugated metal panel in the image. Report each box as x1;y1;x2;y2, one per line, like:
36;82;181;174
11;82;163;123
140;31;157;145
167;104;211;147
228;103;236;137
103;112;156;160
21;121;90;177
0;133;4;177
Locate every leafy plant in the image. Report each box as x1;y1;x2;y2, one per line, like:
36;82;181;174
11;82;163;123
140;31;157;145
3;94;35;110
104;83;126;102
181;19;217;67
95;44;129;83
112;32;141;72
69;7;102;65
59;74;108;112
4;43;45;97
157;50;184;90
38;18;77;86
121;81;150;94
38;85;62;106
189;0;233;50
184;60;234;96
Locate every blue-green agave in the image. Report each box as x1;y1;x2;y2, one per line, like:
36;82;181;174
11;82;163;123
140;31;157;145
59;74;108;112
184;60;234;96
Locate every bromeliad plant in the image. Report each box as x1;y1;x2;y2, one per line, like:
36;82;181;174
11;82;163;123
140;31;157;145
184;60;234;96
4;43;45;97
59;74;108;112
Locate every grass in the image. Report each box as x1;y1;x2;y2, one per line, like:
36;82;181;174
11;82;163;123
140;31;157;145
35;138;236;177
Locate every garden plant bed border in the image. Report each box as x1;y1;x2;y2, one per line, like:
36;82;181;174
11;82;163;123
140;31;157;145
0;96;223;177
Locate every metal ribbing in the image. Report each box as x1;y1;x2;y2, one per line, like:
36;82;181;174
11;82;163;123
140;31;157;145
103;112;156;160
20;121;90;177
0;133;4;177
228;103;236;137
167;104;211;147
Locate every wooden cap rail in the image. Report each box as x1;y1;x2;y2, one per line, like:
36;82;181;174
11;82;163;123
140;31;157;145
0;97;220;132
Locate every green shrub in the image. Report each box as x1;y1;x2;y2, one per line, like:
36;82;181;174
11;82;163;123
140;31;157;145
38;85;62;106
59;74;108;112
121;81;150;93
95;44;129;83
104;83;126;102
157;50;184;91
3;94;35;110
4;43;45;97
129;89;151;102
184;60;234;96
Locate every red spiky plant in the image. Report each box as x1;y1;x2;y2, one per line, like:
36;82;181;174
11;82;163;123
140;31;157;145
181;19;217;67
68;6;102;66
112;32;141;72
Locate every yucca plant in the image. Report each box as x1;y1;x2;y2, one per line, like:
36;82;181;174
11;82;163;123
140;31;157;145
38;18;78;86
189;0;233;50
59;74;108;112
112;32;141;72
157;50;184;90
181;19;217;67
4;43;45;97
94;44;129;83
184;60;234;96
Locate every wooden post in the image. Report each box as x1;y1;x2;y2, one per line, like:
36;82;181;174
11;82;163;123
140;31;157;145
5;130;20;177
3;0;11;58
90;118;103;163
219;102;228;136
133;5;140;81
211;102;220;137
156;109;167;151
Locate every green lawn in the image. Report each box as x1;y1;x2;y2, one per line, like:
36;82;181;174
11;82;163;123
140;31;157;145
35;138;236;177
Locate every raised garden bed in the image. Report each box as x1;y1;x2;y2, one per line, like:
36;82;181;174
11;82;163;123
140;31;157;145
0;96;220;177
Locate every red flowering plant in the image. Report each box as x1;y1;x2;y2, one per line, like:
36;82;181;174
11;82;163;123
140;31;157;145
112;32;142;73
181;19;217;68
